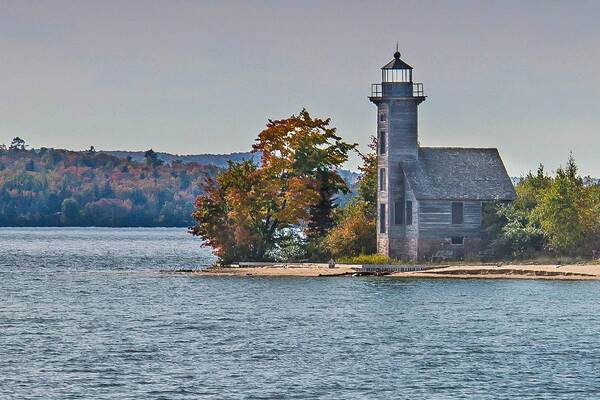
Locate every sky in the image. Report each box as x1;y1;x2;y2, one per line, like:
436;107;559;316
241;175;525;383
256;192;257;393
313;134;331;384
1;0;599;175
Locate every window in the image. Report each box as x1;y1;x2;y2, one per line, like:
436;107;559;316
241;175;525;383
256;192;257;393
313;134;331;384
379;168;386;191
380;204;386;233
452;202;463;224
379;131;386;155
406;201;413;225
394;201;405;225
451;236;464;245
382;69;412;83
481;201;486;226
380;113;386;122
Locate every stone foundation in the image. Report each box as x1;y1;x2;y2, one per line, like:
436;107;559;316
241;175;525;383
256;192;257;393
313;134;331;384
418;237;488;261
377;236;389;256
381;236;489;261
464;238;486;257
389;237;418;260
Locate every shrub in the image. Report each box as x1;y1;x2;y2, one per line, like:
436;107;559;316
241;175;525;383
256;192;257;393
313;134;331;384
326;199;376;258
336;254;405;265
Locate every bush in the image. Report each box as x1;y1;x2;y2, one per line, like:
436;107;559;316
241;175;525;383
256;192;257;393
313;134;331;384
326;199;376;258
60;198;80;225
336;254;405;265
486;203;546;258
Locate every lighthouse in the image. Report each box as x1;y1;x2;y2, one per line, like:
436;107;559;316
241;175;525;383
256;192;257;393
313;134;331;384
369;49;426;257
369;49;516;260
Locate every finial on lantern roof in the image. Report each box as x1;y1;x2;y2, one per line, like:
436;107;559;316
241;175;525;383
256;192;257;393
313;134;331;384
394;42;401;59
382;46;412;70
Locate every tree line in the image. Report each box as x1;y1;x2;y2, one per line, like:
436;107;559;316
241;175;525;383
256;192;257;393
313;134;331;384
485;154;600;259
0;138;219;226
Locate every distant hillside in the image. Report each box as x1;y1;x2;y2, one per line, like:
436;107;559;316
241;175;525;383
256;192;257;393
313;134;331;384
0;148;219;227
104;149;361;207
104;150;359;178
102;150;258;168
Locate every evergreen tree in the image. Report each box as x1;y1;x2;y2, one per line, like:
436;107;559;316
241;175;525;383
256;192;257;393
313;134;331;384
144;149;163;167
9;137;26;151
534;154;596;254
60;198;80;225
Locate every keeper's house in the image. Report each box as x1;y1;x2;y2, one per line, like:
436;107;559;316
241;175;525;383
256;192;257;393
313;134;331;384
369;50;516;260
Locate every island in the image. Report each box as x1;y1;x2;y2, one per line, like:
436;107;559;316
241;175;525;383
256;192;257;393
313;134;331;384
189;263;600;280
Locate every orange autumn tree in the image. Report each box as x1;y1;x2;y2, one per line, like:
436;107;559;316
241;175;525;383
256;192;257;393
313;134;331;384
190;160;281;263
253;109;357;238
190;109;356;263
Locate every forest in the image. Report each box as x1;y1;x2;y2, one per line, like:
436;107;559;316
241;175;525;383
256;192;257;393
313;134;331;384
0;138;219;227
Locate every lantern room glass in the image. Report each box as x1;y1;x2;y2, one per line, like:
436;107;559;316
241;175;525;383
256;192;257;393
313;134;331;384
382;68;412;83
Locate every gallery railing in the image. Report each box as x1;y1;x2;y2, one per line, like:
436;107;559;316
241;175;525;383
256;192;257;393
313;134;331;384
370;83;425;98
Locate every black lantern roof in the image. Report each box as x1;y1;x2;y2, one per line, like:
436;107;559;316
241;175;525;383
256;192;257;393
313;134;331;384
382;50;413;70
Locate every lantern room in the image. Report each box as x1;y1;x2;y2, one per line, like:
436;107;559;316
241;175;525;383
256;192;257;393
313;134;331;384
382;50;413;82
369;48;425;99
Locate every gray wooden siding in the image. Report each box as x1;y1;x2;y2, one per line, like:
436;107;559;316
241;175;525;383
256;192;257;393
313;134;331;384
376;103;389;240
388;174;419;239
406;184;419;239
389;100;418;161
374;94;423;257
418;200;483;239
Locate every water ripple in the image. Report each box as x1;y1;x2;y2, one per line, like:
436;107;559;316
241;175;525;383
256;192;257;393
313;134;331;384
1;228;600;398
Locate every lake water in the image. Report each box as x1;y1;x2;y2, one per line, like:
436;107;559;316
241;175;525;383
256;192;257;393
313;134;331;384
1;228;600;399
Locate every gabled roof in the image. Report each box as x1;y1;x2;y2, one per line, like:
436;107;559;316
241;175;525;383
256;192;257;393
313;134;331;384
400;147;517;201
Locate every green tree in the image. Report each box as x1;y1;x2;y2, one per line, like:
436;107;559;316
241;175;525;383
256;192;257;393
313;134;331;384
533;154;597;254
144;149;163;167
9;137;26;151
513;164;552;212
483;201;546;258
83;199;130;226
60;198;80;225
357;136;377;211
483;165;550;258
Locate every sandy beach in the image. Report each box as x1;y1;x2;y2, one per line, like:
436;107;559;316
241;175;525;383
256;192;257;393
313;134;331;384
194;263;600;280
196;263;360;277
394;264;600;280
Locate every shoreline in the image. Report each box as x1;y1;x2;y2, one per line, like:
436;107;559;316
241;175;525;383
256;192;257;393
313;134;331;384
192;263;600;280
